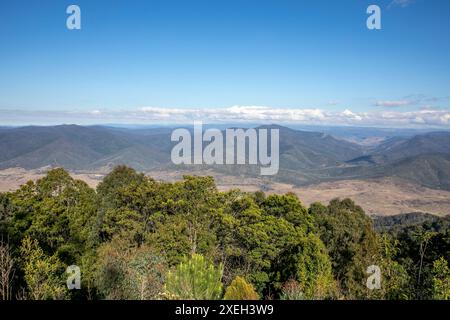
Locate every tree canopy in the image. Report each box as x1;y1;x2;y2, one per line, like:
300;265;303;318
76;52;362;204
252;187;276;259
0;166;448;300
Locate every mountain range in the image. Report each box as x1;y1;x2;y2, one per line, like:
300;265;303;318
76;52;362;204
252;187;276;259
1;124;450;190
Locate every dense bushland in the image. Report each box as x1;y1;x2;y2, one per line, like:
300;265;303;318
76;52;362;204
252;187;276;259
0;166;448;300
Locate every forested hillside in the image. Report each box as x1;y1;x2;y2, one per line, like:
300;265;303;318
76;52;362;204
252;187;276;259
0;166;449;300
2;125;450;190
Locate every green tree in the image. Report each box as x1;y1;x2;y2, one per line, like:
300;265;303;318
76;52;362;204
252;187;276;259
96;165;146;203
150;176;220;265
392;217;450;299
215;191;336;298
6;181;38;247
278;233;337;299
95;237;166;300
262;193;313;232
310;198;381;299
5;164;447;301
20;237;66;300
214;192;285;292
223;276;259;300
0;193;14;241
8;169;97;264
431;257;450;300
376;235;412;300
164;253;223;300
96;166;149;246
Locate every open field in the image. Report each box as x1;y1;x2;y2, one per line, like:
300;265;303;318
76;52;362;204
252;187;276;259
0;167;103;190
214;177;450;217
291;178;450;217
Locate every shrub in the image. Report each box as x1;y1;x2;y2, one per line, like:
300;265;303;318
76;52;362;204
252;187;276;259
223;276;259;300
95;238;166;300
165;254;223;300
280;279;304;300
432;257;450;300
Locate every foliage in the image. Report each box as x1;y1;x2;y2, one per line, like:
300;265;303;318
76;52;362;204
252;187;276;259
0;239;15;300
19;237;66;300
279;233;337;299
1;166;448;300
223;276;259;300
389;216;450;299
431;257;450;300
279;279;304;300
311;199;382;299
375;235;412;300
165;254;223;300
214;191;329;297
95;237;166;300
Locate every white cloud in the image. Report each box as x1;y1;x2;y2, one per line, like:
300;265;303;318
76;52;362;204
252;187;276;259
341;109;363;121
139;105;329;123
2;105;450;128
440;114;450;124
133;105;450;127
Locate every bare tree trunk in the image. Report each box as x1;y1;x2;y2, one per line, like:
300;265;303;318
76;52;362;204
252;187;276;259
416;231;434;300
0;239;15;300
140;277;147;300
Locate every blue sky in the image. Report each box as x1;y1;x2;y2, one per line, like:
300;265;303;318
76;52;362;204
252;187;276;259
0;0;449;126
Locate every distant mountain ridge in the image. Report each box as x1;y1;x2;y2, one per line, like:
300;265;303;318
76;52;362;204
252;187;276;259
1;124;450;190
0;125;171;171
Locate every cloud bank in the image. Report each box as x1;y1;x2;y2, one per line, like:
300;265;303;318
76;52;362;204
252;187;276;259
1;105;450;128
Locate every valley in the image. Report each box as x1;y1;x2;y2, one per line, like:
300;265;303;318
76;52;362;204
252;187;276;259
1;124;450;217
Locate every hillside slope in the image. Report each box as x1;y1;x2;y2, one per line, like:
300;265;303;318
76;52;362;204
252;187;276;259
1;125;450;191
